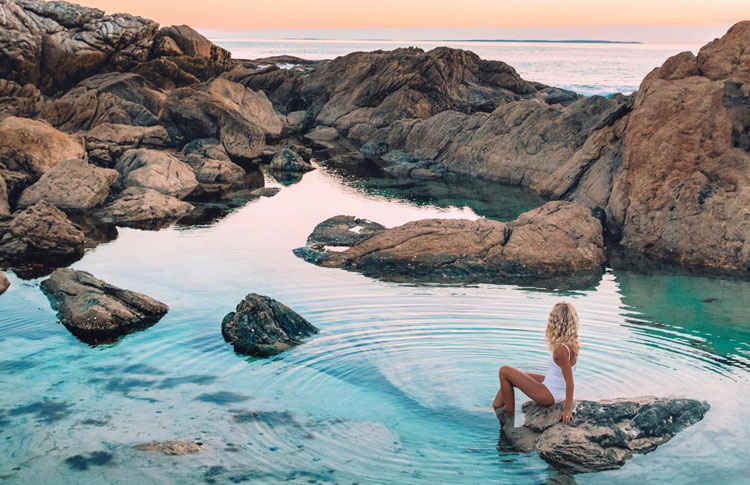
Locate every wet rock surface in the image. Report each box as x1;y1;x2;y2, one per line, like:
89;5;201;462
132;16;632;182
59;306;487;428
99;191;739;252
498;397;710;473
222;293;319;357
40;268;169;343
296;202;605;287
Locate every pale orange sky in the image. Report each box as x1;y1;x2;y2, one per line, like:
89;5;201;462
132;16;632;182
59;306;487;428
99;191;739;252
74;0;750;31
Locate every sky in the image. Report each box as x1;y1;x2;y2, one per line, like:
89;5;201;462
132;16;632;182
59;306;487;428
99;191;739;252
73;0;750;43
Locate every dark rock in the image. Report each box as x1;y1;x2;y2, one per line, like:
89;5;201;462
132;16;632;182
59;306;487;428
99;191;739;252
270;148;314;173
221;293;319;357
305;215;385;247
18;159;118;211
40;267;169;344
94;186;193;229
503;397;710;473
133;440;203;455
182;138;231;162
0;201;84;265
296;201;605;287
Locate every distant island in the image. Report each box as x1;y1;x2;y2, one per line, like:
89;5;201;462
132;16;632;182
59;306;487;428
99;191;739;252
272;38;643;44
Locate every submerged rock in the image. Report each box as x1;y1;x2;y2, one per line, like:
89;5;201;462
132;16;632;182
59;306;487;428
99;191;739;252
0;271;9;295
41;268;169;344
18;159;118;211
500;397;710;473
0;201;85;265
94;186;194;229
133;440;203;456
296;201;605;287
222;293;319;357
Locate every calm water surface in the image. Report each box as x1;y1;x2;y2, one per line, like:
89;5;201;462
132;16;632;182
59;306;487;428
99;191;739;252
213;39;701;96
1;166;749;484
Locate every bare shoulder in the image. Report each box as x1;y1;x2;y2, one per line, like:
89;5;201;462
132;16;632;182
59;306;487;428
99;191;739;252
552;345;572;366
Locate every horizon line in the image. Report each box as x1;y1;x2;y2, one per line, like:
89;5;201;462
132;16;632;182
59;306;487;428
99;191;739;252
210;37;643;44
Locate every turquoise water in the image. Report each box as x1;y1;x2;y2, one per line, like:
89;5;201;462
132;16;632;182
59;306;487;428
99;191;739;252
1;166;749;484
213;39;700;96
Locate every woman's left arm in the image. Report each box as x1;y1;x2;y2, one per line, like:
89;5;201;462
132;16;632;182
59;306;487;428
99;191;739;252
554;346;574;424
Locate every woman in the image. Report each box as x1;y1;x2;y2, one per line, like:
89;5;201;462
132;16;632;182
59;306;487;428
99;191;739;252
492;301;579;425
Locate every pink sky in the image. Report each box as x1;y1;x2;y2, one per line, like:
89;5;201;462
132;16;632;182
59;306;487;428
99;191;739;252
73;0;749;30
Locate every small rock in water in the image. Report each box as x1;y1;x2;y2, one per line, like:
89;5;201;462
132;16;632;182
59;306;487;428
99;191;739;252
270;147;314;173
40;268;169;344
500;396;710;473
221;293;319;357
133;440;203;456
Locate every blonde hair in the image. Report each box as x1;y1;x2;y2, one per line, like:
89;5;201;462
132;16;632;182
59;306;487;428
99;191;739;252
546;302;580;355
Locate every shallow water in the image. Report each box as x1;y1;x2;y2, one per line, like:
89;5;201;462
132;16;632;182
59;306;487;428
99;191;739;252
213;39;700;96
1;166;749;484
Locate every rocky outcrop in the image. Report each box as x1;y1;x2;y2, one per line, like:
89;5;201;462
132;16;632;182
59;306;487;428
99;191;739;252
0;172;10;218
0;116;86;177
0;201;85;265
114;148;198;199
304;215;385;247
18;159;118;211
132;440;203;456
296;202;605;287
222;293;319;357
0;0;231;94
0;270;9;294
606;21;750;272
499;397;710;473
40;267;169;343
94;186;193;229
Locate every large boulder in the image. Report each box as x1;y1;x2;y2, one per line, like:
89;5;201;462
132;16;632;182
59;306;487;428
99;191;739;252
295;201;605;287
94;186;193;229
114;149;198;199
607;21;750;272
221;293;319;357
41;268;169;343
163;78;284;163
0;116;86;177
0;270;9;294
0;201;84;264
18;159;118;211
502;397;710;473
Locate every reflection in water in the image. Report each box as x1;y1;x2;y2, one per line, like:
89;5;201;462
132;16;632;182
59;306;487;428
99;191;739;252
0;166;747;484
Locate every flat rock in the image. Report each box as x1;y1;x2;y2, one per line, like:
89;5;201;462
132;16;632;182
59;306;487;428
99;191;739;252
501;397;710;473
41;268;169;344
222;293;319;357
0;116;86;177
115;148;198;199
94;186;194;229
18;159;118;211
296;201;605;287
0;271;9;295
132;440;203;456
0;201;85;264
305;215;385;247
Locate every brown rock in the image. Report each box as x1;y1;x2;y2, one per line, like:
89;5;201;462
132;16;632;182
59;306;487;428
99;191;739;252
0;172;10;218
85;123;171;167
18;159;118;211
296;201;605;287
114;149;198;199
40;268;169;344
0;116;86;177
94;186;194;229
0;201;85;264
0;270;9;295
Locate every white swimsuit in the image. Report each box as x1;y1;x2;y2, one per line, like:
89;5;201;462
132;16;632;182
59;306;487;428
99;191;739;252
542;344;576;403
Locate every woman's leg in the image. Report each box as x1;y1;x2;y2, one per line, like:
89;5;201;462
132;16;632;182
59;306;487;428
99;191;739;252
526;372;545;383
498;366;554;412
